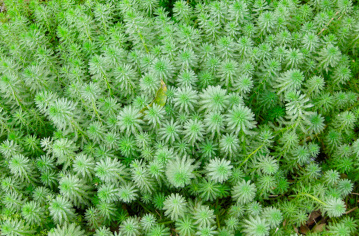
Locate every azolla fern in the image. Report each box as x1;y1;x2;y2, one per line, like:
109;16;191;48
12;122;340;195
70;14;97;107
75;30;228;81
0;0;359;235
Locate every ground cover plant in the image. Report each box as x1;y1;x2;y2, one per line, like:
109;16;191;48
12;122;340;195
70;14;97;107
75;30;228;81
0;0;359;235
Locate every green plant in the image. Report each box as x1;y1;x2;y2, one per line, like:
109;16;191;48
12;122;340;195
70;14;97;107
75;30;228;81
0;0;359;235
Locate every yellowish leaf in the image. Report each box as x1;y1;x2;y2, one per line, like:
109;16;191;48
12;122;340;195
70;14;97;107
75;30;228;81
140;80;167;114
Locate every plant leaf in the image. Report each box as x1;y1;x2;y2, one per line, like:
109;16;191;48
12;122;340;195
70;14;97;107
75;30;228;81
140;80;167;114
152;80;167;107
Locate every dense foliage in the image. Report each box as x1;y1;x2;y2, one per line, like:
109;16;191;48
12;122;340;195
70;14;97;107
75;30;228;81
0;0;359;235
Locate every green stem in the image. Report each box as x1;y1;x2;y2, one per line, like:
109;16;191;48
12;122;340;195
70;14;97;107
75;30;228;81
92;100;103;122
295;193;327;206
347;101;359;112
138;201;152;213
239;144;264;167
70;119;89;141
275;120;298;135
9;84;25;111
85;26;92;41
101;69;112;96
102;21;107;34
136;26;149;53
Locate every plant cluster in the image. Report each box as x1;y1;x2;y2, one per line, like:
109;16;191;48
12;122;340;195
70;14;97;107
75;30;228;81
0;0;359;235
